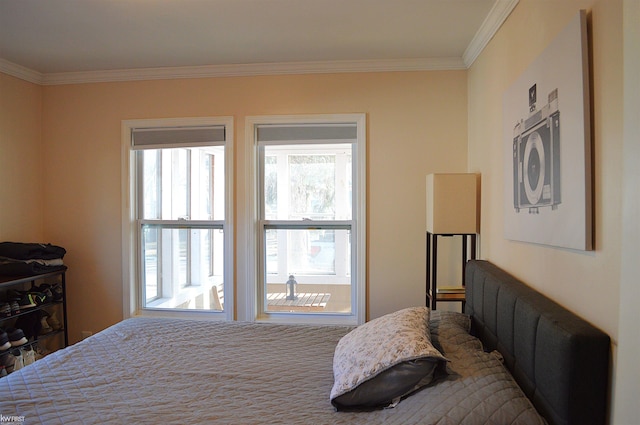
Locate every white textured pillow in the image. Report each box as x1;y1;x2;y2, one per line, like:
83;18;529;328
330;307;447;410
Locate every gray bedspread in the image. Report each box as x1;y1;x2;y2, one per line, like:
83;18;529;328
0;312;545;424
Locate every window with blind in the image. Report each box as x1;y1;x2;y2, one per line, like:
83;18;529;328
249;115;366;325
123;117;233;318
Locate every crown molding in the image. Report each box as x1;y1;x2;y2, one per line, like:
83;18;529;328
38;57;465;85
463;0;519;68
0;59;44;85
1;57;465;86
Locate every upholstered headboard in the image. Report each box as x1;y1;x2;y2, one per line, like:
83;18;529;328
465;260;610;425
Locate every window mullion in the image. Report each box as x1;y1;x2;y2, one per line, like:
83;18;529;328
262;220;352;229
139;219;223;227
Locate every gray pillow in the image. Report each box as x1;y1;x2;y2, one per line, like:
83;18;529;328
330;307;447;411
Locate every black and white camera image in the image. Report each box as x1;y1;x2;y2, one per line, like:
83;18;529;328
503;11;591;250
512;84;561;213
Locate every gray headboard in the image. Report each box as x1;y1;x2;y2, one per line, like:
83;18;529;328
465;260;610;425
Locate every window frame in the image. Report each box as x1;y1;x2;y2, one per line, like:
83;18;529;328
122;117;234;321
243;114;366;325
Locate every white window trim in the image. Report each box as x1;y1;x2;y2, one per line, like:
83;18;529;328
121;116;234;321
242;114;366;325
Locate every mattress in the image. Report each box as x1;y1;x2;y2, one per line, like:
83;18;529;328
0;312;545;425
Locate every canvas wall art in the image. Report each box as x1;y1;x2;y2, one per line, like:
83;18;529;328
503;10;592;251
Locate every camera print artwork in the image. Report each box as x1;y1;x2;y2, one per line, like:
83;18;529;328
512;83;561;214
503;10;592;251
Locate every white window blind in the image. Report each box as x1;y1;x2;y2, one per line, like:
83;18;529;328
131;126;226;150
256;123;357;145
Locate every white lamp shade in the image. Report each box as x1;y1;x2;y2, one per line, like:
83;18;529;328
426;173;479;234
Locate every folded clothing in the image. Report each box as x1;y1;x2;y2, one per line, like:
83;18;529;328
0;242;67;276
0;242;66;261
0;260;67;276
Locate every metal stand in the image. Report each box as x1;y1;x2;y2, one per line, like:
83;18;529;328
426;232;476;310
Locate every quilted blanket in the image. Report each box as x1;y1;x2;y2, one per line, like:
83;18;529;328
0;313;545;424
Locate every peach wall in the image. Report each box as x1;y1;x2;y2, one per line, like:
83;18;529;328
468;0;621;340
613;1;640;421
0;73;44;241
467;0;623;422
40;71;468;341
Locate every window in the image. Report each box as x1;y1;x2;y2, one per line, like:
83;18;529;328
123;115;363;325
248;115;366;325
123;117;233;319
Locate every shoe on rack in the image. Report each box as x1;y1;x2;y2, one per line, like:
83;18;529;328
47;312;62;331
0;329;11;351
1;351;15;374
10;348;23;372
29;291;48;306
50;284;63;302
6;289;23;301
20;293;38;309
30;284;53;304
0;303;11;318
21;347;35;366
8;290;37;309
6;328;28;346
39;315;53;335
41;288;53;304
34;346;50;360
9;301;20;315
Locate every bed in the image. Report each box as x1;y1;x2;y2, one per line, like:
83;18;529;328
0;260;610;425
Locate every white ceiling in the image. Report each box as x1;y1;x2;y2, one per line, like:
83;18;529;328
0;0;517;84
